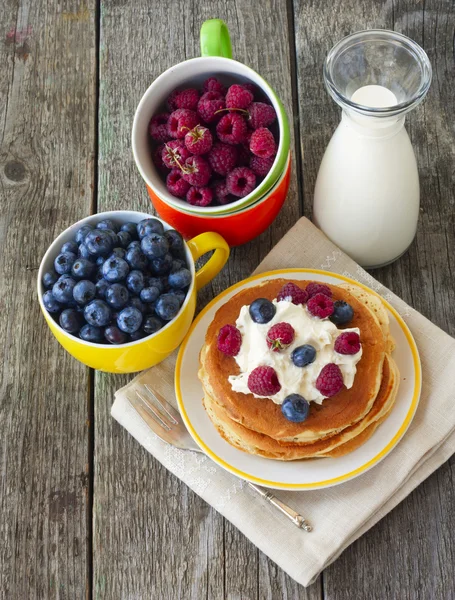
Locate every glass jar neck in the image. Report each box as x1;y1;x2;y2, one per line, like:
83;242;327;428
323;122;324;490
341;109;405;138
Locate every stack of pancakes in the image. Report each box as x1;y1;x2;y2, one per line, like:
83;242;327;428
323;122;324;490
198;279;399;460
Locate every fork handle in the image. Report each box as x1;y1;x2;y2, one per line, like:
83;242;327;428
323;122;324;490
248;483;312;531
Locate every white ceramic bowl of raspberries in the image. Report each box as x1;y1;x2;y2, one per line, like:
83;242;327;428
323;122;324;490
37;211;229;373
132;57;290;216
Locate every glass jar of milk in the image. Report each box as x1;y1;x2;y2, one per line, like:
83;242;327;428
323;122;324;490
313;30;432;268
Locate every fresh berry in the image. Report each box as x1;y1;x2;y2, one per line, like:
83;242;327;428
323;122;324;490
141;233;169;259
335;331;361;355
150;253;173;276
166;168;191;197
315;364;344;397
116;231;131;249
203;77;226;96
146;276;165;294
140;286;160;304
162;141;191;169
249;298;276;324
101;256;129;283
250;127;276;158
128;240;141;250
248;102;276;130
130;330;147;341
306;282;332;298
173;88;200;111
226;167;256;197
75;225;93;244
117;306;143;333
281;394;310;423
197;91;225;123
330;301;354;325
61;240;79;255
291;344;316;367
52;277;76;303
149;113;171;142
95;278;110;299
79;324;103;343
167;109;199;139
171;258;185;273
167;289;186;306
216;113;248;145
242;82;257;96
73;280;96;305
152;143;168;172
120;222;138;239
307;293;334;319
236;144;251;167
276;282;308;305
184;125;213;155
212;179;235;205
96;219;118;233
164;230;185;257
155;293;180;321
217;324;242;356
168;268;191;289
142;316;164;335
187;186;213;206
54;252;77;275
59;308;83;333
43;290;61;313
226;84;253;109
103;229;119;247
247;366;281;396
128;297;146;314
167;89;180;112
126;270;145;295
78;243;92;260
71;258;95;279
207;142;237;176
84;229;113;257
181;156;211;187
104;324;129;344
125;246;148;271
105;283;129;309
266;322;295;351
42;270;58;289
84;299;111;327
137;218;164;239
250;155;274;177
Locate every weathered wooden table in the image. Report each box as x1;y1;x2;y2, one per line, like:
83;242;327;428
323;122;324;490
1;1;454;598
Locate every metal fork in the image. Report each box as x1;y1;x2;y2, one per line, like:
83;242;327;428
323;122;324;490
126;383;312;531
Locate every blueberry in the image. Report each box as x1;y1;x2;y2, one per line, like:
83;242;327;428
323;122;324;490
168;268;191;290
84;300;111;327
171;258;186;273
164;229;185;257
127;240;141;251
291;344;317;367
95;278;110;298
117;231;132;248
103;228;119;247
150;253;173;276
52;277;76;303
57;273;73;281
43;290;61;313
168;289;186;306
105;283;129;309
137;218;164;239
59;308;83;334
104;324;128;344
75;224;93;244
117;306;143;333
128;297;146;314
125;246;148;271
112;247;126;259
85;229;114;256
249;298;276;324
71;258;95;279
120;222;138;239
95;267;104;281
330;301;354;325
54;251;77;275
96;255;105;266
61;240;78;255
80;324;103;343
126;270;145;294
142;316;164;335
73;280;96;304
42;270;58;289
141;234;169;259
78;243;92;260
145;276;164;293
102;256;129;283
281;394;310;423
140;286;160;304
155;293;180;321
130;330;147;341
144;301;157;315
96;219;118;233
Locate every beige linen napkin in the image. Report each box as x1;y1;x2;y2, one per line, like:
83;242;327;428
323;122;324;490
112;217;455;587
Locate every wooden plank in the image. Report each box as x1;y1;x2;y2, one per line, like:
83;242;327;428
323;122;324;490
0;0;96;598
293;0;455;598
94;0;308;598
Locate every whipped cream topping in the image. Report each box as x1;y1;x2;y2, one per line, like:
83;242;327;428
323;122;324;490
228;299;362;404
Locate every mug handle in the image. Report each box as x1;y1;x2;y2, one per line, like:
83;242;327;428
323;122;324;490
186;232;230;291
200;19;232;58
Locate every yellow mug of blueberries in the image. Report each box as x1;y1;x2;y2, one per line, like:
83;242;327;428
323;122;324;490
37;211;229;373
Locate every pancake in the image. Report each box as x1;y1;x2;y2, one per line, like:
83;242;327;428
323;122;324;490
199;279;387;443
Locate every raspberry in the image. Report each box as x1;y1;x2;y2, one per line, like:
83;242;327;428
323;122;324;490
250;127;277;158
216;113;248;145
152;144;168;172
217;324;242;356
184;125;212;155
266;322;295;352
167;90;180;112
181;155;211;186
162;141;191;169
186;186;213;207
250;155;274;177
167;109;199;139
203;77;226;96
242;82;257;96
315;364;344;397
197;91;225;123
307;293;334;319
334;331;361;355
226;84;253;109
207;142;238;176
212;180;234;205
237;144;251;166
276;282;308;305
248;366;281;396
166;169;190;198
174;88;200;111
149;113;171;142
306;282;332;299
248;102;277;129
226;167;256;198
